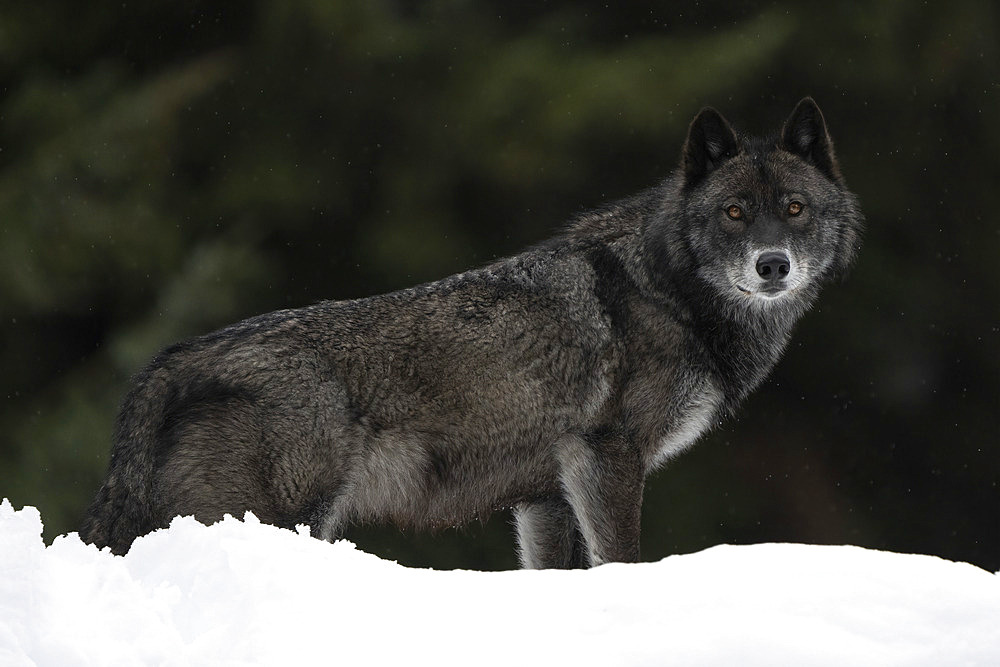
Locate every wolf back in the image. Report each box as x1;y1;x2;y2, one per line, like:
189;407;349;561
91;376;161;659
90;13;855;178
80;98;863;567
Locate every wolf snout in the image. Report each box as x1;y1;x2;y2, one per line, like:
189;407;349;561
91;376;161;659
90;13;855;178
755;251;791;281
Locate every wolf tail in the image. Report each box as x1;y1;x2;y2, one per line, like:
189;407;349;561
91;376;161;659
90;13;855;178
79;365;170;555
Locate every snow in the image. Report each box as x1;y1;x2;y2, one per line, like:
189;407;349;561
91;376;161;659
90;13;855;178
1;499;998;666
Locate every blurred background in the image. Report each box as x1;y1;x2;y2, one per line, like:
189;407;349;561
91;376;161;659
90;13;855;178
2;1;997;571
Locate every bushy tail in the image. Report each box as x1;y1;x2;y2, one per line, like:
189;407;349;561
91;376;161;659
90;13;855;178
79;366;169;555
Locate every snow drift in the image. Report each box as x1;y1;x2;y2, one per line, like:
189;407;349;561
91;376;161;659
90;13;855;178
1;499;997;666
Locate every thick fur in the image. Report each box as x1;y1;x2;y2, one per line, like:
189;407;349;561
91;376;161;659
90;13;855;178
80;98;863;566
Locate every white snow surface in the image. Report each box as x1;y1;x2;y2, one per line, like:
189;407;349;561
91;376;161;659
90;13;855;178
2;499;998;666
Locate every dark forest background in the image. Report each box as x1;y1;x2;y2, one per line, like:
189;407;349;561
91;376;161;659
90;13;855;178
2;1;997;571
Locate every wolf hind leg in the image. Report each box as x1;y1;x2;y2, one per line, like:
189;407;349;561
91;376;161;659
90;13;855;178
514;496;588;569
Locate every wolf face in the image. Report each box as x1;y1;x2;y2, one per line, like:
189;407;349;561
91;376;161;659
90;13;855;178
661;98;862;317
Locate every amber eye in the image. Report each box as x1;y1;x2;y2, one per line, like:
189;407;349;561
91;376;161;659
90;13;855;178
726;205;743;220
787;201;803;216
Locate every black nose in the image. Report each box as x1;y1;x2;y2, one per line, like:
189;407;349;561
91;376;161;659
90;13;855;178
755;251;791;280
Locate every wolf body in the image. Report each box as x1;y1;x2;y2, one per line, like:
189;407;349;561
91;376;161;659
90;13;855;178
81;98;862;567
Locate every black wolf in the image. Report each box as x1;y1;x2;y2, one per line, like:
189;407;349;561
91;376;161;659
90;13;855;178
81;98;862;567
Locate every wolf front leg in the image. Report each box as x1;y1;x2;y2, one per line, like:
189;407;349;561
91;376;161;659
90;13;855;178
555;430;643;566
513;496;588;569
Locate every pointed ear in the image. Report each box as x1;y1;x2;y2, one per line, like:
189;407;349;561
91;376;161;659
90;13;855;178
682;107;739;187
781;97;842;182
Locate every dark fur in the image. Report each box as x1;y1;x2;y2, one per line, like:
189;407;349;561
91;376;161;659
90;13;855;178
81;99;863;567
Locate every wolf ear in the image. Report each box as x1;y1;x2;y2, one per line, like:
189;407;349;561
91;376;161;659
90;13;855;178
682;107;739;187
780;97;842;182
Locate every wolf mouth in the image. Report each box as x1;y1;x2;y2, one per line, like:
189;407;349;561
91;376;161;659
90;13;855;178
737;285;788;298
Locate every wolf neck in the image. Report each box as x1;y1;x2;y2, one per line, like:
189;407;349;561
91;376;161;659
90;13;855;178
633;244;805;411
691;297;798;408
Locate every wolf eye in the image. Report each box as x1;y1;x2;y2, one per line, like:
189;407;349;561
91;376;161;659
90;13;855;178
726;205;743;220
787;201;804;216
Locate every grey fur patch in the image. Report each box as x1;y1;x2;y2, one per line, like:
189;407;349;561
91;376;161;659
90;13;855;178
651;380;723;469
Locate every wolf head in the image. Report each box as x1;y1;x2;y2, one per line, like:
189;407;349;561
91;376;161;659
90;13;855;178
652;98;863;317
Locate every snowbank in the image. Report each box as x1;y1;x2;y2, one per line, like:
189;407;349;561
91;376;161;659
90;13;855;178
1;499;997;666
